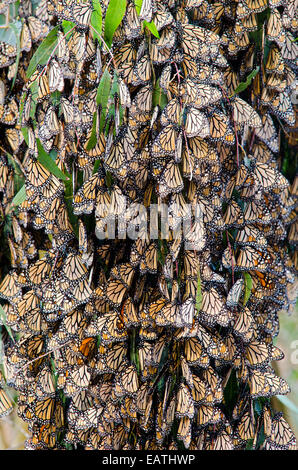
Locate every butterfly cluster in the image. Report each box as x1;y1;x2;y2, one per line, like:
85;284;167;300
0;0;297;451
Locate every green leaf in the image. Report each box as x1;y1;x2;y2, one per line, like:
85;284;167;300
8;21;22;89
86;112;98;150
104;0;126;48
64;179;79;238
62;20;75;36
96;68;112;105
26;26;59;79
243;272;252;306
21;126;28;145
0;304;15;342
19;91;27;126
6;152;24;193
231;67;260;97
91;0;102;43
96;68;112;132
153;79;168;110
51;90;61;107
195;270;202;315
134;0;143;15
37;139;70;181
12;184;26;207
143;20;160;38
93;159;102;174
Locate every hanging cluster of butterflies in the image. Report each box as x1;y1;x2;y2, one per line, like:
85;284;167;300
0;0;297;451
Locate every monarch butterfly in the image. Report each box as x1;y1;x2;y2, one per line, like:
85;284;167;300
104;137;127;178
184;338;210;368
252;161;288;192
245;341;270;367
160;98;181;127
226;279;244;308
254;113;279;153
236;246;270;272
281;31;298;62
152;4;173;31
35;366;56;398
251;368;289;398
130;85;152;121
183;219;206;252
158;160;184;197
27;16;49;42
26;253;55;287
0;388;13;417
223;200;244;227
6;127;24;153
233;306;254;341
20;22;32;52
62;252;88;283
122;2;142;40
39;106;60;142
68;365;91;393
264;413;297;450
200;288;230;327
55;30;70;64
16;289;39;319
267;9;284;43
33;397;58;423
185;107;210;138
0;271;22;302
176;383;195;419
208;110;234;143
197;405;223;427
181;79;222;109
208;429;234;450
48;59;64;93
221;29;248;56
232;96;262;128
242;199;271;225
72;0;92;27
0;99;18;125
181;24;220;60
115;365;139;397
73;171;104;215
190;374;210;404
139;242;158;274
139;0;152;22
177;416;192;448
261;88;295;127
151;124;179;158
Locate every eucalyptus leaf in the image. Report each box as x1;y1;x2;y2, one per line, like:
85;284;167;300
12;184;26;207
153;79;168;109
8;21;21;88
62;20;75;35
231;67;260;96
96;68;112;132
143;20;160;38
134;0;143;15
0;304;14;342
37;139;70;181
243;272;252;306
26;26;59;79
104;0;126;48
91;0;102;43
86;112;98;150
